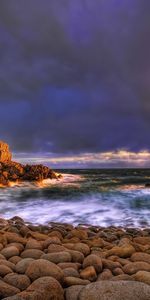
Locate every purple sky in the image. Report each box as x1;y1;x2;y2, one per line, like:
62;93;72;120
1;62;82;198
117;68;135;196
0;0;150;167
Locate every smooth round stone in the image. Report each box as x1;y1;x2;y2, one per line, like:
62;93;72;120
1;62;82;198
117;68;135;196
1;246;19;259
3;276;64;300
0;259;15;271
63;268;80;278
78;281;150;300
25;239;43;250
20;249;43;259
41;251;72;264
0;279;20;298
80;266;97;281
9;256;22;265
0;265;13;277
123;262;150;275
83;255;102;273
131;252;150;264
4;273;31;291
48;244;67;253
133;271;150;285
67;250;84;263
25;259;64;283
64;277;90;287
15;258;34;274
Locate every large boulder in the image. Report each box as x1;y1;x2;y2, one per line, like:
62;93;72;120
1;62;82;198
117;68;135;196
78;281;150;300
3;276;64;300
0;141;12;163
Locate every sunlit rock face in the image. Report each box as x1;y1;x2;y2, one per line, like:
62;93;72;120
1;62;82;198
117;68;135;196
0;141;12;163
0;141;62;186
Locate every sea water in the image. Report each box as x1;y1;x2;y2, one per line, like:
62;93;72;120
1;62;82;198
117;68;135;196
0;169;150;227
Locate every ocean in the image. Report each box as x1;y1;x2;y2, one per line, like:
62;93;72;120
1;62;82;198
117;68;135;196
0;169;150;228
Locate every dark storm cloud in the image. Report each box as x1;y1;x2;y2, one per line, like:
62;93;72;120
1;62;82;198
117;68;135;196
0;0;150;155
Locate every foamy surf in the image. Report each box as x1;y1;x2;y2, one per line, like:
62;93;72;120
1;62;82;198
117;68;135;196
0;169;150;228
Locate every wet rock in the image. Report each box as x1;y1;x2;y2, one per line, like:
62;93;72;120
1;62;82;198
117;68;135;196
83;254;102;273
25;259;64;283
0;141;62;186
78;281;150;300
4;273;31;290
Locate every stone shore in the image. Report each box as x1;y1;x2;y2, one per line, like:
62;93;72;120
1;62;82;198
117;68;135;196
0;217;149;299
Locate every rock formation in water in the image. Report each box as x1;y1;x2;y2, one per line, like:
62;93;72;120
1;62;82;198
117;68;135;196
0;141;62;186
0;141;12;163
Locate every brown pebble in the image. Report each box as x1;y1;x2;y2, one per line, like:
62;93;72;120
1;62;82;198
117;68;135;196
97;269;113;281
63;267;80;278
1;246;19;259
80;266;97;281
64;276;90;287
41;251;72;264
83;254;102;273
21;249;43;259
0;279;20;298
9;256;22;264
25;259;64;283
123;261;150;275
0;265;13;277
4;273;31;291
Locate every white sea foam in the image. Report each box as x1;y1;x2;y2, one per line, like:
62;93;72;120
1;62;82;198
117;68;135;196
0;172;150;227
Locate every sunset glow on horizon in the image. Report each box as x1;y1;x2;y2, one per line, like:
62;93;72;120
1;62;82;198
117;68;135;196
14;149;150;168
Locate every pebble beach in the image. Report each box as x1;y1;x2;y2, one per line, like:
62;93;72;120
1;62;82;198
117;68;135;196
0;217;150;299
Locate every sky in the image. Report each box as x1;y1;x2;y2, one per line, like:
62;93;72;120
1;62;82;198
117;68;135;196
1;0;150;168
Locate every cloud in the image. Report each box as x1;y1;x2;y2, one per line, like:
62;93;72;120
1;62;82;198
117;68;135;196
14;150;150;168
0;0;150;156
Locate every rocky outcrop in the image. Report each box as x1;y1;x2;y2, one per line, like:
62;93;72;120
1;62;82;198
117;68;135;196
0;141;62;186
0;141;12;163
